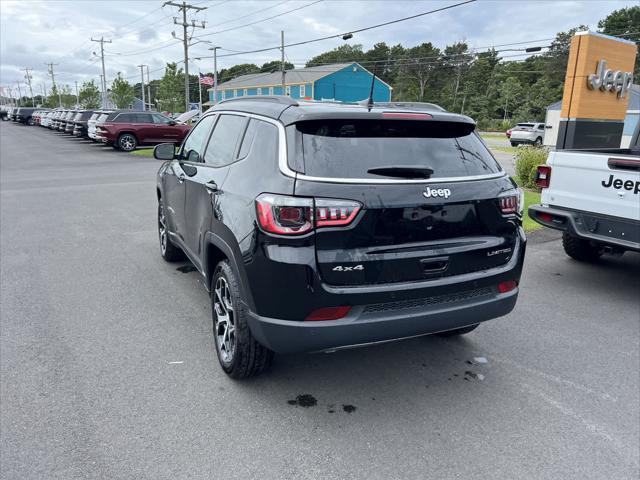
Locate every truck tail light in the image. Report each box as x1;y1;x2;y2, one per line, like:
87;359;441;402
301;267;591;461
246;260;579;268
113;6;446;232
535;165;551;189
499;189;523;215
255;194;362;236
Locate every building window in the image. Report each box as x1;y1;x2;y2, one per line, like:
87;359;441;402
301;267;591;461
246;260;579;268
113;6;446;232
285;85;291;96
257;87;262;95
243;89;248;96
269;86;274;95
233;89;237;97
299;85;305;98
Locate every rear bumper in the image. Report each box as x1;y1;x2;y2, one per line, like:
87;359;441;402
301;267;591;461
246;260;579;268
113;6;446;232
246;288;518;354
529;204;640;251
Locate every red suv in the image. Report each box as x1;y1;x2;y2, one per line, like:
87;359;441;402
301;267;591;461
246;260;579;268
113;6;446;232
95;111;191;151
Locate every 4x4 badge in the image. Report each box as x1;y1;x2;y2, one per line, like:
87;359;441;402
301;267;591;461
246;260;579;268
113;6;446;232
423;187;451;199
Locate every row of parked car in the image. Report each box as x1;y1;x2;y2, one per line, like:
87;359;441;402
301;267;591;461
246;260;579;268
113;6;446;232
2;106;192;151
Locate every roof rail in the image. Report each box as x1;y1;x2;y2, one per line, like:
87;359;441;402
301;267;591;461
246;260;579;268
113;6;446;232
375;102;447;112
217;95;299;107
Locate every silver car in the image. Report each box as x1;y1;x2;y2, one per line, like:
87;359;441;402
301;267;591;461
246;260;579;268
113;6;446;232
509;122;546;147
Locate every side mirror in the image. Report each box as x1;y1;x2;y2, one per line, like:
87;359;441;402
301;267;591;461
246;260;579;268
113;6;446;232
187;149;200;163
168;120;176;126
154;143;175;160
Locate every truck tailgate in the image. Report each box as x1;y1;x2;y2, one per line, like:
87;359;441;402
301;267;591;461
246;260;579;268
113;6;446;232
543;151;640;221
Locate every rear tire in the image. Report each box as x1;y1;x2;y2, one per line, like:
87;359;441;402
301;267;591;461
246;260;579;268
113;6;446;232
27;117;34;126
562;233;603;262
118;133;137;152
212;260;274;379
158;199;184;262
510;142;516;147
437;324;480;337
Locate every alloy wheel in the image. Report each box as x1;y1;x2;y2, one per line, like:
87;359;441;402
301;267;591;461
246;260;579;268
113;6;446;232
158;202;167;255
214;276;236;364
120;135;136;151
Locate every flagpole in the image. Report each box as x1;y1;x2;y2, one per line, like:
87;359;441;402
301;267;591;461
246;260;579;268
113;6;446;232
198;70;203;116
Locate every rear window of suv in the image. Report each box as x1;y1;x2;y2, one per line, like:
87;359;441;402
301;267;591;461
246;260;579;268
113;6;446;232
297;119;501;180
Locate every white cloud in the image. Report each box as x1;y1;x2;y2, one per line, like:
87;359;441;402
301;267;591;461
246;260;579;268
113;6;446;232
0;0;636;90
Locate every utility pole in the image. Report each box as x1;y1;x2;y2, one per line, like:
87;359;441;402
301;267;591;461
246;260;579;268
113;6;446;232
146;65;152;111
91;36;112;108
280;30;286;94
164;1;207;112
99;74;104;107
75;80;79;107
45;62;62;108
22;68;35;106
137;65;146;111
16;81;22;106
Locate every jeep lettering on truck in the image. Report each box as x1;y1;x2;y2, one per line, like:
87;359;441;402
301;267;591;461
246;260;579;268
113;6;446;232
601;174;640;194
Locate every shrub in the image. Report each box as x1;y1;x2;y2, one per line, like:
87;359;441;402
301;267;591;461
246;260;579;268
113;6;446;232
515;146;548;189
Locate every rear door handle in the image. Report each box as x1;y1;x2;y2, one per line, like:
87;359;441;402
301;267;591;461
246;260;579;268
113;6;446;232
205;181;219;194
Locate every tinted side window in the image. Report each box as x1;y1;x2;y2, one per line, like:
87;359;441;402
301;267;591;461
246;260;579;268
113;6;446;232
203;115;247;167
238;119;277;163
152;113;172;124
115;113;135;123
136;114;153;123
181;115;216;162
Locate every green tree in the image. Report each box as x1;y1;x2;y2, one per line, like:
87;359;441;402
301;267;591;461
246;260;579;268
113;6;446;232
157;63;184;113
306;44;365;67
218;63;260;83
598;6;640;75
78;80;101;109
498;77;523;120
110;73;135;109
260;60;294;73
396;42;441;102
46;83;61;108
59;84;76;108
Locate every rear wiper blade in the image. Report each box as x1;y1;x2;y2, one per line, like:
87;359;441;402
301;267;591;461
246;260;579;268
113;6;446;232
367;165;434;179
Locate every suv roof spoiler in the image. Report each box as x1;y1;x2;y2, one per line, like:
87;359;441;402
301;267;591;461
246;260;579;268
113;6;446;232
218;95;299;107
373;102;446;112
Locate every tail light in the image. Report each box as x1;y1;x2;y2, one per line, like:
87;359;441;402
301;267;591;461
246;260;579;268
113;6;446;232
498;280;518;293
305;306;351;321
499;188;524;215
255;194;362;236
535;165;551;189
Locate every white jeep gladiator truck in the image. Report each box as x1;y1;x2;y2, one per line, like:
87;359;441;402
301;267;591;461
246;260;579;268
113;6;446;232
529;123;640;261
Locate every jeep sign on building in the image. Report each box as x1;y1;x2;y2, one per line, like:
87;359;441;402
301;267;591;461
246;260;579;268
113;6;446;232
557;31;637;149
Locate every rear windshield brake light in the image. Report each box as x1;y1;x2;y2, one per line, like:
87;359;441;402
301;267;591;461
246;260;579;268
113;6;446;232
381;112;432;120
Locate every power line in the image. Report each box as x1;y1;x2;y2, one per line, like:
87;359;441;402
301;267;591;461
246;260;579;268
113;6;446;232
206;0;289;29
192;0;323;39
208;0;477;58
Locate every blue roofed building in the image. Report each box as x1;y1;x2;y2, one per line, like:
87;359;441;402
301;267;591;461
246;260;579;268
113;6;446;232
206;63;392;105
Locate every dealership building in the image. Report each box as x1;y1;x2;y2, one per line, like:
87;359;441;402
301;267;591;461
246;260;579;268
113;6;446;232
207;63;392;105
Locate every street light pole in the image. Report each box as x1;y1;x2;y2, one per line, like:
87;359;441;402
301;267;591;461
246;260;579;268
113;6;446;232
137;65;146;111
75;80;79;107
208;46;220;104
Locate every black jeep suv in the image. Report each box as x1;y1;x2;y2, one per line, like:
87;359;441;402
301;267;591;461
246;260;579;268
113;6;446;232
154;97;526;378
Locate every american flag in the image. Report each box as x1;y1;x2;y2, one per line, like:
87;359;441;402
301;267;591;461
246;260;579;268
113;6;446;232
199;73;214;86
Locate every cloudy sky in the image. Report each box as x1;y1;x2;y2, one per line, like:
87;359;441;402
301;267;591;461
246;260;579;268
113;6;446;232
0;0;634;96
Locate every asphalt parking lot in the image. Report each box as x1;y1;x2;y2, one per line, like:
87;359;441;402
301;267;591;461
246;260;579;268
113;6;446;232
1;121;638;480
